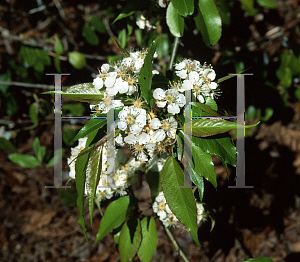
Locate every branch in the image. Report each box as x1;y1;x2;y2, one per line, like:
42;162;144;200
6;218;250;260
166;37;180;81
164;226;190;262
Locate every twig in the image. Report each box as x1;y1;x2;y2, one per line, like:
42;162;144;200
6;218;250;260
166;37;180;80
164;227;190;262
0;81;65;89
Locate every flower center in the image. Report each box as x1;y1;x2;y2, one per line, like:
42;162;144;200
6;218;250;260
162;121;169;131
158;202;166;210
126;114;135;124
165;94;174;104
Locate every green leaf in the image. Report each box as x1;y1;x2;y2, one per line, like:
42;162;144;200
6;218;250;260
68;51;86;70
118;28;127;49
54;35;64;55
146;170;161;203
8;153;40;168
74;118;106;141
33;137;45;164
90;16;107;33
171;0;194;17
59;187;77;207
192;134;236;168
166;2;184;37
0;137;17;152
195;0;222;46
161;156;200;246
86;145;103;226
113;11;135;23
190;118;259;137
205;97;218;111
29;103;39;125
295;89;300;101
192;143;217;188
256;0;276;9
119;218;141;262
280;67;293;88
289;53;300;75
82;24;99;45
63;128;77;146
239;0;258;16
192;102;220;117
75;130;99;243
62;102;86;116
95;196;134;244
152;74;170;89
138;217;158;262
244;258;275;262
43;83;104;103
0;70;12;94
191;169;204;201
138;38;158;103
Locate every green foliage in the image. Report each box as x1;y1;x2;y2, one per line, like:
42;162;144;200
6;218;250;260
244;258;275;262
0;137;17;152
82;16;107;46
59;187;78;207
166;2;184;37
68;51;86;69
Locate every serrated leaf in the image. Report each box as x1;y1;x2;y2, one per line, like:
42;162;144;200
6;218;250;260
205;97;218;111
190;119;259;137
82;24;99;45
75;130;99;243
195;0;222;46
0;137;17;152
138;38;158;103
43;83;104;103
171;0;194;17
191;168;204;201
138;217;158;262
161;156;200;246
95;196;133;244
166;2;184;37
74;118;106;141
86;145;103;226
192;143;217;188
119;218;141;262
8;153;39;168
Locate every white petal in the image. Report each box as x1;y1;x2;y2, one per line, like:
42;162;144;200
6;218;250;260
130;124;143;134
117;120;127;131
152;70;159;75
197;94;205;103
209;82;218;90
189;71;199;83
101;63;110;73
153;88;165;100
176;94;186;107
105;76;116;88
182;80;193;90
93;77;103;89
137;133;150;145
145;143;156;151
166;128;176;139
106;87;118;96
156;101;167;108
176;69;187;79
175;61;185;70
115;77;128;94
153;129;166;142
167;103;180;115
150;118;162;129
115;134;125;146
168;116;178;128
203;69;216;81
124;133;137;145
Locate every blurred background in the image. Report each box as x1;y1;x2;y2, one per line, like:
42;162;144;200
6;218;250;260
0;0;300;261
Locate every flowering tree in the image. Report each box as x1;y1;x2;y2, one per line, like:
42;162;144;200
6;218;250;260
44;0;262;261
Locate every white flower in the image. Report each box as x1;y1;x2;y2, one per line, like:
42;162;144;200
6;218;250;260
117;106;147;134
89;92;124;114
196;203;205;224
152;129;166;142
104;72;117;88
176;69;187;79
67;136;88;179
115;133;125;146
149;118;162;129
152;70;159;75
124;133;137;145
161;116;177;139
137;132;150;145
93;77;103;89
115;77;128;94
175;61;186;70
203;68;216;81
153;89;186;115
101;63;110;73
158;0;167;8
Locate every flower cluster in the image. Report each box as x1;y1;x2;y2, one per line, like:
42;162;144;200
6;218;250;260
152;191;206;228
174;59;219;103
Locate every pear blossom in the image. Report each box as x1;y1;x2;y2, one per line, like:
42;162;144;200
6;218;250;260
93;77;103;89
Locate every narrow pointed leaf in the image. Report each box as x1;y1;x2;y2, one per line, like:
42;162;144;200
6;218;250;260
171;0;194;17
138;38;158;103
190;166;204;201
43;83;105;102
119;218;141;262
74;118;107;141
194;0;222;46
166;3;184;37
138;217;158;262
161;156;200;245
190;119;259;137
86;145;103;226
